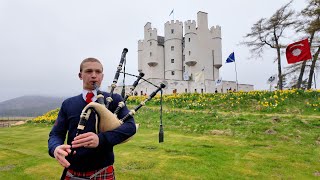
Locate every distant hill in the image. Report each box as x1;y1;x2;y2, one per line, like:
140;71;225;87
0;96;66;117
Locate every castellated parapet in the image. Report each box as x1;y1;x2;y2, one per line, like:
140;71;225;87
144;22;158;41
164;20;183;40
184;20;197;35
210;25;221;39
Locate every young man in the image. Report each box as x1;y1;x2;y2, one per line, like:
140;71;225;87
48;58;136;179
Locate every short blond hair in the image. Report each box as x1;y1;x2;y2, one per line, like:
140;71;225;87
80;58;103;72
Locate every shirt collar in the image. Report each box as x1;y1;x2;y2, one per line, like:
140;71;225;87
82;89;97;102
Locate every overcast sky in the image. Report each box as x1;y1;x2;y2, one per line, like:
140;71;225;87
0;0;316;102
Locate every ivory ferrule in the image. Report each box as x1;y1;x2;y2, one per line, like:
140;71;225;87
77;125;85;130
97;94;104;99
129;110;136;115
118;101;125;107
85;109;92;120
106;97;113;102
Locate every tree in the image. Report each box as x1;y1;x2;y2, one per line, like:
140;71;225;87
294;0;320;89
242;1;295;90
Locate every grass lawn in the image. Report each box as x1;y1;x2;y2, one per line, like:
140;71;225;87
0;107;319;179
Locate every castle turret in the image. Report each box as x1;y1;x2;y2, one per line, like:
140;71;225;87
164;20;183;80
184;20;197;79
197;11;208;31
210;25;222;80
140;22;164;79
138;40;143;72
193;11;214;81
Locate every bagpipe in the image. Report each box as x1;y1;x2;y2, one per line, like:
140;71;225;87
61;48;165;179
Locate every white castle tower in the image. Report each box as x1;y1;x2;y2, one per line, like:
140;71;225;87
138;22;165;80
164;20;183;80
110;11;253;95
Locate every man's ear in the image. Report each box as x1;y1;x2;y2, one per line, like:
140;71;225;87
78;72;82;79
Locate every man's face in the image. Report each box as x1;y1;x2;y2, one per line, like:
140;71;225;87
79;62;104;90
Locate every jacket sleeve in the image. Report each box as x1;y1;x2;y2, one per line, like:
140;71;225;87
48;101;69;157
98;94;136;147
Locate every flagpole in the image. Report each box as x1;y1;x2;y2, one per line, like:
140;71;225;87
202;67;206;93
234;60;239;91
314;71;317;89
169;9;175;20
173;9;175;20
204;78;206;93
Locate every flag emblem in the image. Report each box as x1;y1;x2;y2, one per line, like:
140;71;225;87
286;38;312;64
267;74;278;85
194;68;204;82
215;77;222;86
226;52;235;63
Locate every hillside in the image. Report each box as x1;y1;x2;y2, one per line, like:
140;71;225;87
22;89;320;179
0;95;65;117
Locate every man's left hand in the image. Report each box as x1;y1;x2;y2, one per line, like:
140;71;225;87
72;132;99;148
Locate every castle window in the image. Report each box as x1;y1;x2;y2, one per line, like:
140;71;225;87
150;52;152;57
188;38;190;42
171;59;174;63
185;89;188;93
150;41;152;46
189;51;191;55
171;46;174;51
171;71;175;75
150;33;152;36
173;89;177;94
195;89;197;93
201;89;204;94
171;29;174;34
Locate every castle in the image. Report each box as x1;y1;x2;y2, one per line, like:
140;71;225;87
110;11;254;95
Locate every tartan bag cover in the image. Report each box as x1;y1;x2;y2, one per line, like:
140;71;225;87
65;165;114;180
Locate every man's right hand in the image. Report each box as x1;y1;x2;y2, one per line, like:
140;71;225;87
53;145;74;168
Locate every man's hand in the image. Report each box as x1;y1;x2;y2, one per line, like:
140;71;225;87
71;132;99;148
54;145;73;168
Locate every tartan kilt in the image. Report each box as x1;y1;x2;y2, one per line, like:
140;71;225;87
65;165;115;180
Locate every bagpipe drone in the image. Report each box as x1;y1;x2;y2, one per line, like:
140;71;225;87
61;48;166;179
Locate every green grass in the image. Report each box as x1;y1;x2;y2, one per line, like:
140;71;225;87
127;89;320;115
0;106;320;179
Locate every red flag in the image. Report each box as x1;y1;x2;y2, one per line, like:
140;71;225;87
286;38;312;64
